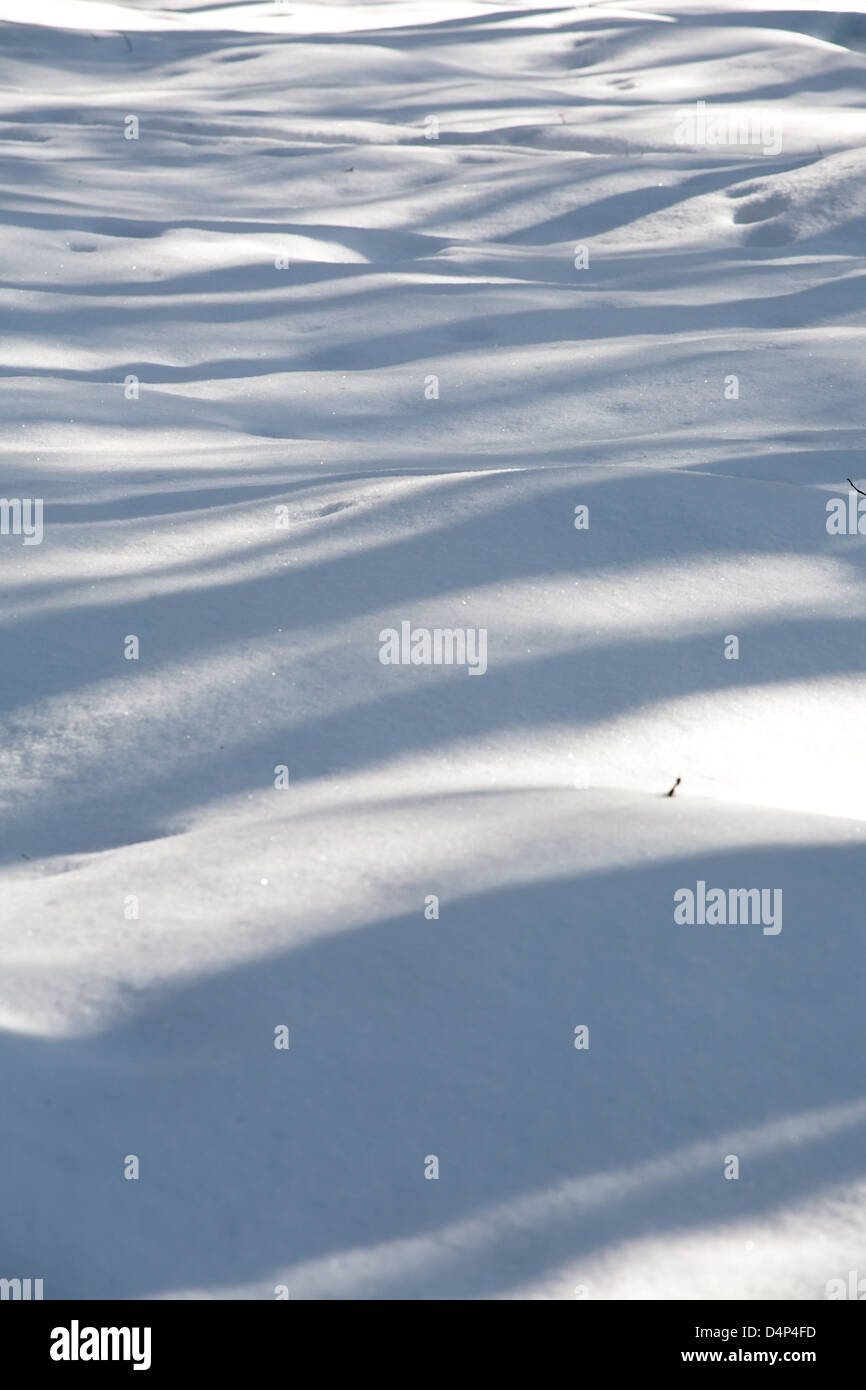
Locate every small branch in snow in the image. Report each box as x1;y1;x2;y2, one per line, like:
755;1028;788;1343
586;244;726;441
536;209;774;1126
665;777;682;798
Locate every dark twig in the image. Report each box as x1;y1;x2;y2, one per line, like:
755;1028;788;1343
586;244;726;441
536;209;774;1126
665;777;681;798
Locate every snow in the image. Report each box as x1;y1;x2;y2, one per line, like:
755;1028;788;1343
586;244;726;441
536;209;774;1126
1;0;864;1300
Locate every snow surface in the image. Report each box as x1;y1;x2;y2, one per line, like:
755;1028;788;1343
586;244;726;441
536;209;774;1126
1;0;865;1300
